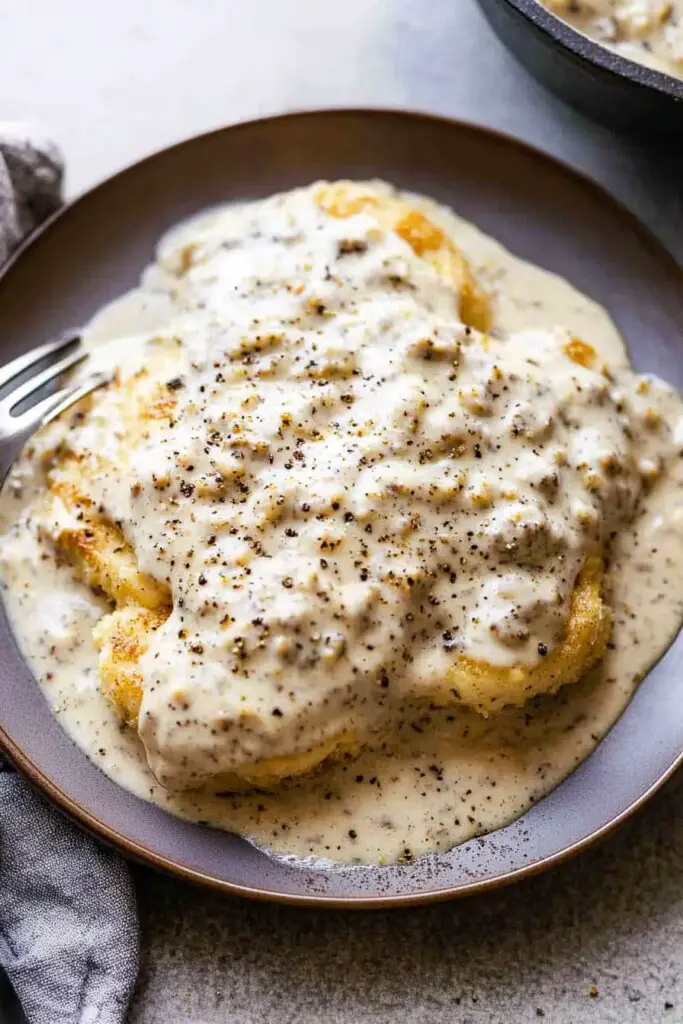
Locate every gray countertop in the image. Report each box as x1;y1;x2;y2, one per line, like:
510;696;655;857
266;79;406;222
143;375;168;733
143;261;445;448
1;1;682;1021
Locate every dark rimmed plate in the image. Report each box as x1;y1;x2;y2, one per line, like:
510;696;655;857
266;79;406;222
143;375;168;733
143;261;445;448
476;0;683;134
1;109;682;907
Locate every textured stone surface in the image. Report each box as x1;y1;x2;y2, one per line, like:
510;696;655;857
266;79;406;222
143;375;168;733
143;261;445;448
1;1;682;1022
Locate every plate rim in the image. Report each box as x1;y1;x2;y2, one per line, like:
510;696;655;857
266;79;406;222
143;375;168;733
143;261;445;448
1;106;682;908
3;721;682;908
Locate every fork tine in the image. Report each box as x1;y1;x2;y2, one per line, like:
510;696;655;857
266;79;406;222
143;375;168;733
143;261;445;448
40;370;110;426
6;348;88;415
0;332;81;392
8;370;110;437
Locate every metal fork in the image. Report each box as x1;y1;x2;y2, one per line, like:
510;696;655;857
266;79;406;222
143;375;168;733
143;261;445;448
0;333;110;482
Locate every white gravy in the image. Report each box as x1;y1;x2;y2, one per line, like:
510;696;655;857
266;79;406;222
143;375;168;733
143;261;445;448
540;0;683;78
2;184;683;867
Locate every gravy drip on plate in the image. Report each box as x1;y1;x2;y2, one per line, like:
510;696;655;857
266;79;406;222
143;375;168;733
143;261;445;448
2;184;683;866
540;0;683;78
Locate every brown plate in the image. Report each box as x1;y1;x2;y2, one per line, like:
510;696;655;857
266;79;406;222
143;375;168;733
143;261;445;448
1;109;682;907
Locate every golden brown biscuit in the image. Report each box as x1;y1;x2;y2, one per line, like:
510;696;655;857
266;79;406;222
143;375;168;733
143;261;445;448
313;181;492;332
47;471;169;612
94;605;168;727
42;184;609;792
444;556;611;716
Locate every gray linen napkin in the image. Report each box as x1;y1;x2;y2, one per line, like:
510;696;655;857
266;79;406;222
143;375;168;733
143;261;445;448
0;124;139;1024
